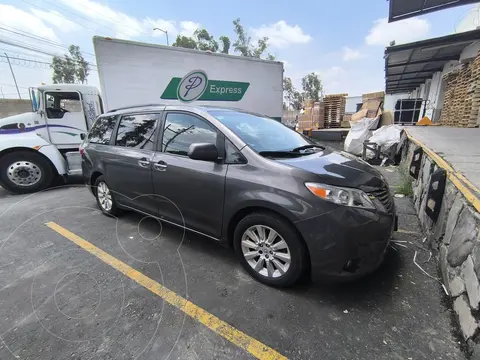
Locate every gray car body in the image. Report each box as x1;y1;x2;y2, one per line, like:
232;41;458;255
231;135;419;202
82;104;395;280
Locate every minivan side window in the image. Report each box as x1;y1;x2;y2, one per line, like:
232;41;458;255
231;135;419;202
162;113;217;156
225;139;247;164
115;114;158;151
88;116;116;144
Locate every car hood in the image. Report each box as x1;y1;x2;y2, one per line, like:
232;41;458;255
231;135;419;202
276;148;385;190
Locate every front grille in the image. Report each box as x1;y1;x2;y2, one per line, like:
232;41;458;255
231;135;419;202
368;187;394;214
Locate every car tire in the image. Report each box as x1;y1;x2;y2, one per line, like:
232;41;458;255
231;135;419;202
0;151;54;194
94;175;120;217
233;212;308;287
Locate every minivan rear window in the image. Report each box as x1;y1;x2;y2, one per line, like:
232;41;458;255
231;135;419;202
115;114;157;150
88;116;116;144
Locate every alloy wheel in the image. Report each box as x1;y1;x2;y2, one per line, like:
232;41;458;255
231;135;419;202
241;225;291;278
97;181;113;211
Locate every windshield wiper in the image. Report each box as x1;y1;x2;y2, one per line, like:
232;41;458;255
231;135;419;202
258;150;304;158
291;144;325;152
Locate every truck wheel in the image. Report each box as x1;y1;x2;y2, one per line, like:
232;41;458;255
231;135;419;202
0;151;54;194
233;212;308;287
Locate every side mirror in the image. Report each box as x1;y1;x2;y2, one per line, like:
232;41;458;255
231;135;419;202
188;143;218;161
80;133;86;140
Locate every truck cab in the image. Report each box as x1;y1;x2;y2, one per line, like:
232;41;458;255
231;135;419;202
0;84;103;193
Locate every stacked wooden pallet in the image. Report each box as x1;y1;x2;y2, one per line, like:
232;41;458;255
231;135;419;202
467;51;480;127
439;70;459;125
456;64;471;126
323;94;347;128
440;49;480;127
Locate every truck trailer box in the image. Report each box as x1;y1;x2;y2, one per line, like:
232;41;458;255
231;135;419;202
93;37;284;119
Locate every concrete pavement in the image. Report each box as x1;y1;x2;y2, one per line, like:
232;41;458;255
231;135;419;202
0;168;465;359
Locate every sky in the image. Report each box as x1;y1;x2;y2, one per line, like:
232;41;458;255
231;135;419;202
1;0;480;100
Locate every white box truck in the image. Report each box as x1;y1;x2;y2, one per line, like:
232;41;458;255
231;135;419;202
0;36;283;193
93;36;284;120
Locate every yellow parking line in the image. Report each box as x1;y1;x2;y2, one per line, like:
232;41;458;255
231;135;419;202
45;221;287;360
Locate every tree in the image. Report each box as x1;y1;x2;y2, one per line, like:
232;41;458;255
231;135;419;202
68;45;90;83
301;73;323;102
172;35;197;49
51;45;90;84
283;77;303;110
173;29;230;54
219;36;230;54
194;29;219;52
232;18;275;59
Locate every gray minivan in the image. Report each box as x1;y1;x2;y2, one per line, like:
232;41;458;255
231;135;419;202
81;104;395;287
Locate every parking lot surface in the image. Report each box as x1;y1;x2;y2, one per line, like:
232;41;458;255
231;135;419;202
0;169;465;359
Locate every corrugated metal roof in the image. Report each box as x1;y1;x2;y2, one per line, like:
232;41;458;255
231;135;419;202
385;28;480;94
388;0;479;22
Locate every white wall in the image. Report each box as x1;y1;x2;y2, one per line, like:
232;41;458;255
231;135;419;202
345;95;362;113
384;93;410;112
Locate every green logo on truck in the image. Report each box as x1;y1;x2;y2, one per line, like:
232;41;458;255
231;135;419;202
161;70;250;102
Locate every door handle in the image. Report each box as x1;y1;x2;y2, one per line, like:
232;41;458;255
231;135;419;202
138;158;151;168
154;160;167;171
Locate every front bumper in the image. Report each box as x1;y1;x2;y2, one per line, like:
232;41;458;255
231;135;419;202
295;205;395;282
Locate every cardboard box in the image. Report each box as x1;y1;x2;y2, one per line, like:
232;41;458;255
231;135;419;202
362;91;385;102
363;99;383;118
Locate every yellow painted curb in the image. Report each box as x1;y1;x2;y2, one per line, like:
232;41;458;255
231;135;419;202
404;129;480;212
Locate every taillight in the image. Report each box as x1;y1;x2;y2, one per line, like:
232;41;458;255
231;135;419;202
79;147;85;156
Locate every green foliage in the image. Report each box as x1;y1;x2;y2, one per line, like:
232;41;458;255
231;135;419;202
283;77;303;110
173;29;228;53
172;35;197;49
51;45;90;84
301;73;323;102
219;36;230;54
396;163;414;197
232;18;273;59
172;19;273;60
194;29;219;52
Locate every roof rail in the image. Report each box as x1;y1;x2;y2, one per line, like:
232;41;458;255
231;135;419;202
107;103;166;113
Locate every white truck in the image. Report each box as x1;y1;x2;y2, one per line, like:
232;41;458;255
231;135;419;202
0;36;283;193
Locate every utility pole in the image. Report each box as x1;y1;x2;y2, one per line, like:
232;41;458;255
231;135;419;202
153;28;169;46
4;53;21;99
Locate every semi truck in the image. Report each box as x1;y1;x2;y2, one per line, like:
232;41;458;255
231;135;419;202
0;36;284;194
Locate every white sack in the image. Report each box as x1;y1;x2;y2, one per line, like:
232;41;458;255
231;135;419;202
369;125;402;150
344;116;380;156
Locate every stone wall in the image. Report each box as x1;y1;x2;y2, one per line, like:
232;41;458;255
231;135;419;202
401;139;480;354
0;99;32;119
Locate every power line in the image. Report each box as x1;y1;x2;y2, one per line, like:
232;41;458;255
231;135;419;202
20;0;100;34
0;54;50;65
39;0;135;38
0;55;51;70
0;25;95;58
0;82;30;89
0;54;98;72
48;0;151;37
0;39;98;68
0;46;52;60
22;0;133;39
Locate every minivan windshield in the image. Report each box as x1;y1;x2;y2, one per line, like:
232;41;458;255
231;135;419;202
208;110;316;153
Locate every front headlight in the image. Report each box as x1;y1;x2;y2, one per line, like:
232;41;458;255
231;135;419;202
305;182;375;209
